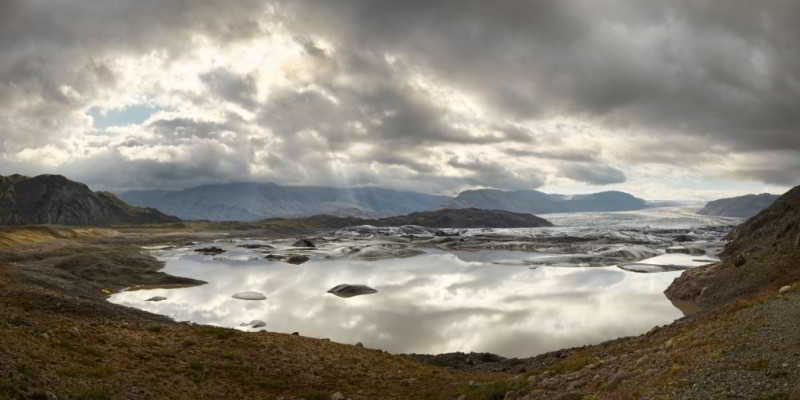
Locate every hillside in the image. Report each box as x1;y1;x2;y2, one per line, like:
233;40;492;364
0;174;179;226
265;208;554;229
120;183;449;221
697;193;780;218
446;189;649;214
667;186;800;308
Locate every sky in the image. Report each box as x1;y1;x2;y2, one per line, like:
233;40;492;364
1;0;798;200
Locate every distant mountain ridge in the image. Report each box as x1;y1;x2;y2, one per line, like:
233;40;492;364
697;193;780;218
120;183;450;221
268;208;554;229
120;183;652;221
0;174;179;226
445;189;649;214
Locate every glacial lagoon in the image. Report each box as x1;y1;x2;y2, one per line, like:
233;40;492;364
111;207;735;357
111;246;686;357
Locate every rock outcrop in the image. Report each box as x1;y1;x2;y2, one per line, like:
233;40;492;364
445;189;649;214
666;186;800;308
268;208;554;229
0;174;180;226
697;193;780;218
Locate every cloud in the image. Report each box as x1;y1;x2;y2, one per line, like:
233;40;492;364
0;0;798;196
560;164;627;185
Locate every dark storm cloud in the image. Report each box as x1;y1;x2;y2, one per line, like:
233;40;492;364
2;0;799;191
257;48;533;152
504;148;601;163
560;164;627;185
277;0;800;184
448;157;545;190
200;69;259;110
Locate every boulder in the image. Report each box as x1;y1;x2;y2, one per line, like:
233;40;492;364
145;296;167;302
666;246;706;255
195;246;226;255
292;239;316;248
779;285;792;294
327;284;378;298
286;255;310;265
232;291;267;300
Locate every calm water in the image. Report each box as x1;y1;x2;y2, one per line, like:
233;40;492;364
110;246;683;357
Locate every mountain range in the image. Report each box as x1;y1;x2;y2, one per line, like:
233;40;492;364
445;189;648;214
697;193;780;218
119;183;651;221
0;174;179;226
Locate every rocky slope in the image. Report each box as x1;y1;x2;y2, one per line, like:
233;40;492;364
266;208;554;229
120;183;450;221
667;185;800;308
0;174;179;226
446;189;649;214
697;193;780;218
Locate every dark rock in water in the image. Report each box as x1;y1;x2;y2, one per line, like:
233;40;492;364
285;255;310;265
237;244;274;249
672;234;695;242
376;208;553;228
232;291;267;300
666;246;706;255
146;296;167;302
327;284;378;298
264;254;286;261
195;246;226;255
0;174;180;226
292;239;316;248
435;230;460;237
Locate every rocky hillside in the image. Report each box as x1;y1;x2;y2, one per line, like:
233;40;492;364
0;174;179;226
667;185;800;308
697;193;780;218
120;183;449;221
267;208;554;229
446;189;649;214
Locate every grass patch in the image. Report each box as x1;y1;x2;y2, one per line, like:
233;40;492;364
459;381;520;400
746;359;769;371
548;353;595;375
298;391;329;400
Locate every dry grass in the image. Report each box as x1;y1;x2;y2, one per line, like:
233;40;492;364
0;226;117;248
0;267;502;400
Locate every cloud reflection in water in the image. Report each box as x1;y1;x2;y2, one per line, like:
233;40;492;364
110;250;683;357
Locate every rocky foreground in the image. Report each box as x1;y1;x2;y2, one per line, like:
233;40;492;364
1;188;800;399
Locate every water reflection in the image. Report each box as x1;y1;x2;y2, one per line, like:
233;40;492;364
110;250;683;357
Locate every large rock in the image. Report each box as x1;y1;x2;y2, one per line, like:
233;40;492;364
327;284;378;298
666;186;798;308
0;174;179;226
